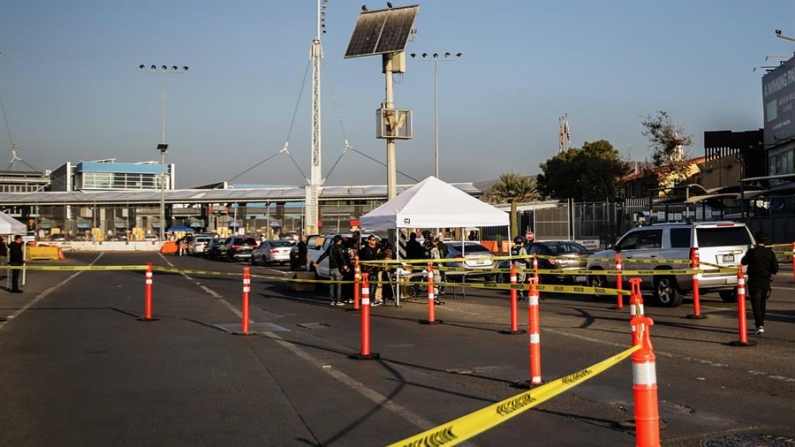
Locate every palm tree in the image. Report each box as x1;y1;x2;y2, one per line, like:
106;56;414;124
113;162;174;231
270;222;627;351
485;172;537;238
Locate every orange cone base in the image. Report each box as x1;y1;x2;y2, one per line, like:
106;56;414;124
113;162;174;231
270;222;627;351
137;317;160;322
511;379;544;389
499;329;527;335
349;352;380;360
614;419;668;430
419;319;443;325
728;340;758;347
232;331;256;336
685;314;707;319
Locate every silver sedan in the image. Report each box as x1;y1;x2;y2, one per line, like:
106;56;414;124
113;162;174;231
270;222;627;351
252;240;294;265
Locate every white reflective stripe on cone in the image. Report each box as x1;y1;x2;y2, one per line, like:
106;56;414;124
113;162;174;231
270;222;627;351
361;298;370;305
529;333;540;343
633;361;657;387
145;280;152;285
528;295;539;305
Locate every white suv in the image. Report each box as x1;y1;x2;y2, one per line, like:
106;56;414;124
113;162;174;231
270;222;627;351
587;222;754;307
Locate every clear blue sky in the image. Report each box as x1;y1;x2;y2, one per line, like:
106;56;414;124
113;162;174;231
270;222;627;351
1;0;794;188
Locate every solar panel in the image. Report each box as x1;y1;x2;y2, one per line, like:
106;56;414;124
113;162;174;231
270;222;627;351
345;5;419;58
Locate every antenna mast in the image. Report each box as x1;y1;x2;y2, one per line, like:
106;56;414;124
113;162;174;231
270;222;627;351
304;0;327;235
0;95;18;169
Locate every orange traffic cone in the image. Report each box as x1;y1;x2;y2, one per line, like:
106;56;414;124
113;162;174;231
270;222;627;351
57;248;65;260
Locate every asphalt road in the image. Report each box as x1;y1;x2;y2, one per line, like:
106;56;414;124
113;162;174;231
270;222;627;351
0;251;793;447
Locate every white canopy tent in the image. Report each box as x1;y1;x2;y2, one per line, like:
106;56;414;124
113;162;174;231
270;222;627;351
360;176;510;306
0;211;26;234
360;176;509;230
0;211;27;291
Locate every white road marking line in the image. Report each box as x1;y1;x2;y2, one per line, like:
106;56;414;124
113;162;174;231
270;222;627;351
544;327;795;384
158;252;240;316
0;252;104;330
261;331;440;432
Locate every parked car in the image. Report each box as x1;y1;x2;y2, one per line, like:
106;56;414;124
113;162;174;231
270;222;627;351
443;241;498;281
586;221;754;307
190;235;213;255
221;235;259;261
144;234;159;242
499;240;592;284
252;240;293;265
205;237;227;259
49;234;66;241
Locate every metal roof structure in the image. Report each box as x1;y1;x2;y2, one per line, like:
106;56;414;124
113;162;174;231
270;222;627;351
0;182;483;206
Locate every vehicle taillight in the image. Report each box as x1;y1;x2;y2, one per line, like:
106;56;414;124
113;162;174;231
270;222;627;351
232;244;241;249
548;258;558;266
454;255;463;259
269;249;278;254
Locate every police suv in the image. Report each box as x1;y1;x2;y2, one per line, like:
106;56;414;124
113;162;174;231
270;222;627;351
586;222;754;307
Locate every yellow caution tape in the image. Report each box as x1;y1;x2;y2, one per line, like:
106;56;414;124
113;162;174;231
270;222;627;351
385;344;642;447
151;265;242;276
6;265;149;271
436;266;735;276
457;281;632;295
585;257;691;264
9;263;734;292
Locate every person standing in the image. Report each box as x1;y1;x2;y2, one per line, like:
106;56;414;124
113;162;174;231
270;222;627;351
511;236;528;299
312;235;349;306
359;235;383;306
380;248;395;303
0;236;7;280
740;231;779;335
429;238;444;304
292;234;308;271
9;235;24;293
406;232;424;260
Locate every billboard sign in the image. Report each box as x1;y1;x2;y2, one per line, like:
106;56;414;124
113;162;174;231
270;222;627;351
762;57;795;147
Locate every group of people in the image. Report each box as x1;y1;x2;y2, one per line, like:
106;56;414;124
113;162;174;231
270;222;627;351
0;235;27;293
313;231;395;307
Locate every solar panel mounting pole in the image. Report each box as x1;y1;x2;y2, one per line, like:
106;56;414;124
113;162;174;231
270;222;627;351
384;54;397;199
344;4;420;201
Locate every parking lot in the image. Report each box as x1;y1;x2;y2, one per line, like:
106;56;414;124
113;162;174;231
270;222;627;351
1;251;794;446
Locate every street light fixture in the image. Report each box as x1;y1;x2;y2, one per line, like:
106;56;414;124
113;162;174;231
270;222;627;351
410;51;462;179
139;64;188;241
775;29;795;42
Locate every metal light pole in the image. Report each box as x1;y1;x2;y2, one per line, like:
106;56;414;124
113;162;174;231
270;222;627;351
410;52;461;179
139;64;188;241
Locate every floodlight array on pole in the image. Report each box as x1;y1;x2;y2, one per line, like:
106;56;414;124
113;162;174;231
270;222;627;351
139;64;188;241
410;52;462;179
